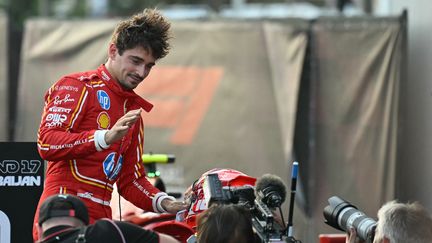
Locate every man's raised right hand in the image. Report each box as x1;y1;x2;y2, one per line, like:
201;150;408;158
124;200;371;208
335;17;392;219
105;109;142;145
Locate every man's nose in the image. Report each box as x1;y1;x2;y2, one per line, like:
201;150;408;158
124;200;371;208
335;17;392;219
136;65;146;78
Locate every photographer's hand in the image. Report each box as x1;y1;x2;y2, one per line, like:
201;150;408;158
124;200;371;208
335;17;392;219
346;228;365;243
271;209;285;228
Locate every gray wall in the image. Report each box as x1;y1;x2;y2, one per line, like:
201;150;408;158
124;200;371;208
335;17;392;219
388;1;432;209
0;12;7;141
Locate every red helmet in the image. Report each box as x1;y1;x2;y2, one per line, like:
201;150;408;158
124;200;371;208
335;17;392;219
180;168;256;230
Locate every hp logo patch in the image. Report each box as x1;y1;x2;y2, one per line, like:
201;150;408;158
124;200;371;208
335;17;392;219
103;152;123;181
97;90;110;110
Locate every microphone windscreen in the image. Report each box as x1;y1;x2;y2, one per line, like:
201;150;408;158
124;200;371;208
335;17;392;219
255;174;287;204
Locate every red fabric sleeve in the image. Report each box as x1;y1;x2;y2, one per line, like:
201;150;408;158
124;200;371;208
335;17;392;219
117;118;160;212
37;77;97;161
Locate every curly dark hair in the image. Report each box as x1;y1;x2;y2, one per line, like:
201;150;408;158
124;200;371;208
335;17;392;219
111;9;171;59
197;204;256;243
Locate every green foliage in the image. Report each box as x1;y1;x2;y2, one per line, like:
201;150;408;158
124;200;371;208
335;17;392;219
3;0;39;28
69;0;89;17
108;0;158;16
1;0;327;27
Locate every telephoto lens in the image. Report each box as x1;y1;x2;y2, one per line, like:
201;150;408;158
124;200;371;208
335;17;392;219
323;196;377;243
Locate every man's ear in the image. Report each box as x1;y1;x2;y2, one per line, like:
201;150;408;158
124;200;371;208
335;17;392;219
108;43;118;60
382;236;390;243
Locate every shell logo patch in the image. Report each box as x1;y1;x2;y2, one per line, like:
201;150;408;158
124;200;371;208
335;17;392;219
97;112;110;129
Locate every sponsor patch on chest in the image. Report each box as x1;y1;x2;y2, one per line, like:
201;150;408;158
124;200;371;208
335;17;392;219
97;90;110;110
102;152;123;181
97;111;110;129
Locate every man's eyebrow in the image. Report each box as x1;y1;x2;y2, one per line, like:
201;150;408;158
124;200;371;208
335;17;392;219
130;55;144;62
130;55;155;65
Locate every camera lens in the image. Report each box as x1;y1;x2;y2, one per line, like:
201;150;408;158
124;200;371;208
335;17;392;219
338;207;376;241
323;196;377;242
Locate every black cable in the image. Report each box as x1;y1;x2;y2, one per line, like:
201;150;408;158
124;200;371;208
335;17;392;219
278;206;286;229
117;180;122;221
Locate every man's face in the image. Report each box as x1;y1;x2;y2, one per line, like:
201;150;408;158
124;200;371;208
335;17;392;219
109;44;156;90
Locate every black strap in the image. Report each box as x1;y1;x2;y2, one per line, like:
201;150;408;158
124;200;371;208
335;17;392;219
39;227;78;243
75;226;88;243
102;219;126;243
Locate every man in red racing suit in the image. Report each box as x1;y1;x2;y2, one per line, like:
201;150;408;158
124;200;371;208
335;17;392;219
33;9;188;241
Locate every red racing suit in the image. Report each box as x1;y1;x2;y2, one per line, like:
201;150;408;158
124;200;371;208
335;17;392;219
33;64;172;240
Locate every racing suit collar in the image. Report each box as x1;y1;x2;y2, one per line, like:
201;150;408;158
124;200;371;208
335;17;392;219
97;64;153;112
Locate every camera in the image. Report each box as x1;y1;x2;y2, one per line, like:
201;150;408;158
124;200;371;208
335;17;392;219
203;173;292;243
323;196;377;243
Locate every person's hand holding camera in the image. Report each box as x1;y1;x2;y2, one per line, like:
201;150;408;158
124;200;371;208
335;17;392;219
346;228;366;243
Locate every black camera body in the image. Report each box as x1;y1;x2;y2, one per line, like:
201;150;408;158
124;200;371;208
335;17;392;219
203;173;290;243
323;196;377;243
251;199;288;243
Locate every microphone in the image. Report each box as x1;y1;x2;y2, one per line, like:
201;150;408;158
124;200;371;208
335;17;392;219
287;161;299;238
255;174;287;208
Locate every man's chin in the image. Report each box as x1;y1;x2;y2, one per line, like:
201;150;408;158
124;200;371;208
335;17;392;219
129;82;140;89
118;83;134;90
128;79;141;89
119;80;139;90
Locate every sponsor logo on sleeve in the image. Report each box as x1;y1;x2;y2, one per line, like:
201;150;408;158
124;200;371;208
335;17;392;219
97;90;110;110
45;122;63;128
55;85;79;92
48;138;89;150
132;180;150;196
53;94;75;105
97;112;110;129
48;106;72;113
46;113;67;123
45;113;68;128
